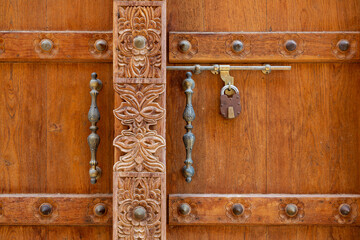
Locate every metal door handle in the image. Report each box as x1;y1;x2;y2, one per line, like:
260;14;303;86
182;72;195;182
87;72;102;184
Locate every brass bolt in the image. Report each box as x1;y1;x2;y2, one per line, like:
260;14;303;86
338;39;350;52
285;40;297;52
232;203;244;216
94;203;107;217
39;203;53;216
95;39;108;52
133;206;147;221
285;203;298;217
40;39;53;52
178;203;191;215
178;40;191;52
133;36;147;49
339;204;351;216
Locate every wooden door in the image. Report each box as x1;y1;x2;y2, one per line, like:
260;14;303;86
0;0;114;239
1;0;360;239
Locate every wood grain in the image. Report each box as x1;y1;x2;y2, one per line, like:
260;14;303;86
0;32;112;62
0;194;112;225
169;32;360;63
169;194;360;225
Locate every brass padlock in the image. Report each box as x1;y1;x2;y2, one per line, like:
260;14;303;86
220;84;241;119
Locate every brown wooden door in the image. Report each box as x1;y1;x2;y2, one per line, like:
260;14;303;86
0;0;114;239
1;0;360;239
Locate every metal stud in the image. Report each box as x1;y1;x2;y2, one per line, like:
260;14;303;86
40;39;53;52
338;39;350;52
133;36;147;49
232;203;244;216
339;204;351;216
94;39;108;52
39;203;53;216
94;203;107;217
178;40;191;53
285;40;297;52
178;203;191;216
231;40;244;52
285;203;298;217
133;206;147;221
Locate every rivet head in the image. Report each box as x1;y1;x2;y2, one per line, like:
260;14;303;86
40;39;53;52
95;39;108;52
39;203;53;216
94;203;107;217
178;40;191;53
133;206;147;221
285;40;297;52
338;39;350;52
339;204;351;216
178;203;191;215
232;203;244;216
133;36;147;49
231;40;244;52
285;203;298;217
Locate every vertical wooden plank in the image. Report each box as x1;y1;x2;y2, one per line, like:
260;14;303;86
47;226;112;239
0;0;47;30
0;63;47;193
46;63;113;193
0;226;46;240
113;0;167;239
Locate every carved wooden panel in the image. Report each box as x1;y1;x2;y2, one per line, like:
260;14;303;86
113;0;166;239
169;32;360;63
169;194;360;225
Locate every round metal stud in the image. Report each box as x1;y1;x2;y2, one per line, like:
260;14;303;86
339;204;351;216
40;39;53;52
133;206;147;221
338;39;350;52
285;40;297;52
133;36;147;49
94;39;108;52
94;203;107;217
285;203;298;217
39;203;53;216
231;40;244;52
232;203;244;216
178;203;191;216
178;40;191;53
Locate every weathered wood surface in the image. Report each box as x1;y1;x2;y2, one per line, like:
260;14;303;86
169;194;360;225
169;32;360;63
0;31;112;62
0;194;112;225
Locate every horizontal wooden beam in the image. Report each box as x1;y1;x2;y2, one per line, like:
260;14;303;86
169;194;360;225
0;31;112;62
0;194;112;225
169;32;360;63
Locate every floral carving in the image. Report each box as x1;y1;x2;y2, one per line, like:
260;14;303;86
116;176;162;239
113;84;165;172
331;35;357;60
115;6;162;78
332;200;358;224
278;34;305;58
225;35;251;58
225;199;252;223
170;199;198;223
278;198;305;223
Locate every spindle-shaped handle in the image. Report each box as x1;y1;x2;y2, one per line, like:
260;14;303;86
88;72;102;184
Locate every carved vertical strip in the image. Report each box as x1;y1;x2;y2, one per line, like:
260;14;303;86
113;0;166;239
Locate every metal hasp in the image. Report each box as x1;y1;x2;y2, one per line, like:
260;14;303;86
87;72;102;184
182;72;196;183
166;64;291;73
